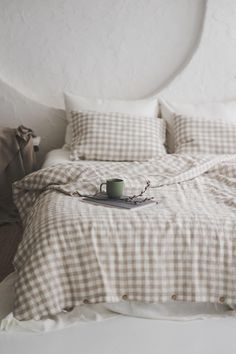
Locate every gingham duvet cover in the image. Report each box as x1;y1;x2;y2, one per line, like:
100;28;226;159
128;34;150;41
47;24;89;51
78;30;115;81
13;155;236;320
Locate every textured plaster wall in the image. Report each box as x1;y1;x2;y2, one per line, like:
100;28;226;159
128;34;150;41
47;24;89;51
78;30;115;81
161;0;236;103
0;0;235;163
0;0;205;107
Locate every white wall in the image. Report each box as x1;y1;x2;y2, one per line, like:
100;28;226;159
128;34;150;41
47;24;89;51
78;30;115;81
161;0;236;103
0;0;205;107
0;0;235;164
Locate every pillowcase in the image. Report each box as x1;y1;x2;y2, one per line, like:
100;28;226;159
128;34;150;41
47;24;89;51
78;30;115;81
70;110;166;161
159;98;236;153
64;92;159;147
174;115;236;154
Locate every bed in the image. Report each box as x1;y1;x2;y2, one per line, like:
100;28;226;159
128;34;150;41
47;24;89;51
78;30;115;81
7;147;236;321
1;151;236;349
2;95;236;332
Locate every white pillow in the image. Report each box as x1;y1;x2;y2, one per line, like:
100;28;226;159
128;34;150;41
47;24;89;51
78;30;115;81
160;98;236;153
64;92;159;147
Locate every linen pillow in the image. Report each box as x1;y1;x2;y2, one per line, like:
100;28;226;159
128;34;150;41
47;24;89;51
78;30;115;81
70;110;166;161
159;98;236;153
64;92;159;147
174;115;236;154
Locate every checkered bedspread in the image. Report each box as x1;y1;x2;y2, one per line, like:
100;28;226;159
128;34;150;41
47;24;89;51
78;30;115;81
13;155;236;320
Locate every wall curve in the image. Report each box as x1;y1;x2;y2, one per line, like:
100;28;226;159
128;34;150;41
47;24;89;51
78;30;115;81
1;0;236;164
0;0;206;108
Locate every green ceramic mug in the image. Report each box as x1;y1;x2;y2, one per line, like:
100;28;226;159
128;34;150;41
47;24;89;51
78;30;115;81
100;178;124;199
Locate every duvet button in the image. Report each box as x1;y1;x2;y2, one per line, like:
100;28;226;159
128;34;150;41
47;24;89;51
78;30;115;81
171;294;177;301
219;296;225;304
83;299;89;304
122;294;128;300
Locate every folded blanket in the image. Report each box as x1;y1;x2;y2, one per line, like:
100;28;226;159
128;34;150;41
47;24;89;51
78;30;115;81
12;155;236;320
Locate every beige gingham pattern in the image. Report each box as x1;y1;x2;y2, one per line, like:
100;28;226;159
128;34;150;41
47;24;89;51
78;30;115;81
70;110;166;161
13;154;236;320
174;115;236;154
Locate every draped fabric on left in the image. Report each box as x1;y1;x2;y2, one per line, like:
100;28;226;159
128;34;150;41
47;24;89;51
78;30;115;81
0;125;36;225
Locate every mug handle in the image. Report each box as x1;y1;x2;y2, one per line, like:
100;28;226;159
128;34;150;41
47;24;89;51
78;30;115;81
100;182;107;194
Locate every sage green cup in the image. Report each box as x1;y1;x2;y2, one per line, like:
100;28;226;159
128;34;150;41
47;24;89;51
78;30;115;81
100;178;124;199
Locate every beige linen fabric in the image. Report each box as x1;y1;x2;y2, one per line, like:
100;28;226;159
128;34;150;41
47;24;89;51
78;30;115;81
174;115;236;154
13;154;236;320
70;110;166;161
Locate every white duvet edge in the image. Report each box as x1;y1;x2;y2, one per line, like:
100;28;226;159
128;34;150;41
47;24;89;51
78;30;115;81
1;273;236;333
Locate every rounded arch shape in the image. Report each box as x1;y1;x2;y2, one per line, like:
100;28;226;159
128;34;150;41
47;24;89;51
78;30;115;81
0;0;207;108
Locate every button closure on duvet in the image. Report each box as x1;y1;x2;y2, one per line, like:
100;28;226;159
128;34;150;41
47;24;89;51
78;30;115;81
219;296;225;304
83;299;89;304
171;294;177;301
122;294;128;300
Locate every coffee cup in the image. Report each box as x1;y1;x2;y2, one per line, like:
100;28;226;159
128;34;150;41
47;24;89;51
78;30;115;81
100;179;124;199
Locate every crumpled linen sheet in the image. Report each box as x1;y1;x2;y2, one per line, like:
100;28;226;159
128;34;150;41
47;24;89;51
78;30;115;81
11;154;236;321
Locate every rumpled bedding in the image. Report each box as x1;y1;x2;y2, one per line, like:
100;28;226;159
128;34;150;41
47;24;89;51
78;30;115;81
12;155;236;320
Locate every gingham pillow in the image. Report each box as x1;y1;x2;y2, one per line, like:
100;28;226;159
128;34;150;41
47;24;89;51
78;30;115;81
174;115;236;154
70;110;166;161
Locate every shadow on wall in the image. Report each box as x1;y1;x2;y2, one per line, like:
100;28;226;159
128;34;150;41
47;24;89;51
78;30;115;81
0;79;66;167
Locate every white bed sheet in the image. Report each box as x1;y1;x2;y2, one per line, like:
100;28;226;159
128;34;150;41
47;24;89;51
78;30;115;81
1;319;236;354
42;148;72;168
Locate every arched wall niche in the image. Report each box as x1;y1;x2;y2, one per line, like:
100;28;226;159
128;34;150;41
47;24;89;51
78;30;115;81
1;0;236;163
